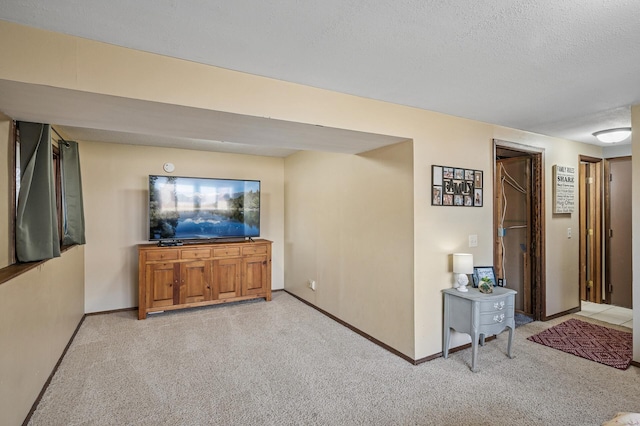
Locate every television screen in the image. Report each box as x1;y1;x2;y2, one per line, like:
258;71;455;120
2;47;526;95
148;175;260;241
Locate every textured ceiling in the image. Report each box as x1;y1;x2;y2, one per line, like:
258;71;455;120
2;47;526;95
1;0;639;153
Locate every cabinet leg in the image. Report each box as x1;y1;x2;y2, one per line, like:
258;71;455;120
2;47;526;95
507;326;514;358
443;327;451;358
471;331;479;372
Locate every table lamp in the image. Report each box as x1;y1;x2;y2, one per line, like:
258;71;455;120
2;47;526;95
453;253;473;292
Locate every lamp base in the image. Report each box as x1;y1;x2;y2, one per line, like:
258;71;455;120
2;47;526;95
455;273;470;292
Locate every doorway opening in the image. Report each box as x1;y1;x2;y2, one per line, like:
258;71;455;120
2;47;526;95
494;140;545;321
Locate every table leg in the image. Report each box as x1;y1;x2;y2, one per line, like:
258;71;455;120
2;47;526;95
442;327;451;358
507;326;514;359
443;326;451;358
471;330;480;372
443;297;450;358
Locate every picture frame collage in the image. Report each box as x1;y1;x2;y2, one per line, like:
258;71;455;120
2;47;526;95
431;165;483;207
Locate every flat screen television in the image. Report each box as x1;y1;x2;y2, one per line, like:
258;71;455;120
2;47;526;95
148;175;260;242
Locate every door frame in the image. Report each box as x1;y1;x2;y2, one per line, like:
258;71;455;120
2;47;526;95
578;156;603;304
493;139;545;320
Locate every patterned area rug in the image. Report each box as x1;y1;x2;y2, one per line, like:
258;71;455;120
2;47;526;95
527;318;632;370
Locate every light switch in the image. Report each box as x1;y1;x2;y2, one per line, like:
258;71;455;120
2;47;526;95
567;228;572;239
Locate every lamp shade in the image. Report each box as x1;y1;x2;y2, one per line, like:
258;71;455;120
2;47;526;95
592;127;631;143
453;253;473;274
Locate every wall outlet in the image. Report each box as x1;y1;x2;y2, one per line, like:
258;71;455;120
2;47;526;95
469;234;478;247
308;279;316;291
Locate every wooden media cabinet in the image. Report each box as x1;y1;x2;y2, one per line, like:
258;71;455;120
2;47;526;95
138;239;272;319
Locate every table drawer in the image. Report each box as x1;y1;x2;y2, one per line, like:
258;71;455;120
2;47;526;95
242;245;268;255
479;297;513;314
146;250;179;261
213;247;241;257
480;311;513;326
181;249;211;259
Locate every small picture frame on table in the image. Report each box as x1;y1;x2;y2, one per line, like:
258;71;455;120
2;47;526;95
472;266;497;287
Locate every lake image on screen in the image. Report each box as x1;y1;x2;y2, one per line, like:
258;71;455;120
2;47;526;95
149;176;260;240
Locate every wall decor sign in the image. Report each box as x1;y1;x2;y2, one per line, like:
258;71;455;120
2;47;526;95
552;164;575;214
432;165;482;207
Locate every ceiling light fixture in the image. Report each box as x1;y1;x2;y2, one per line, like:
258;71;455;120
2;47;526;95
592;127;632;143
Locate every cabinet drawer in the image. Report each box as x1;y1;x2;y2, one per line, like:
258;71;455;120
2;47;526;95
242;245;268;255
480;311;513;326
181;249;211;259
213;247;241;257
479;297;513;314
146;250;179;261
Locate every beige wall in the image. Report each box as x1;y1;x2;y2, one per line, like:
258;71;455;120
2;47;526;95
632;104;639;362
540;139;589;315
80;141;284;313
413;122;602;356
0;245;85;426
0;114;85;425
0;21;620;361
0;114;10;268
285;142;415;357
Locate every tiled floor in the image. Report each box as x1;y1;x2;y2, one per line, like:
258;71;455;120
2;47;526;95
576;301;633;329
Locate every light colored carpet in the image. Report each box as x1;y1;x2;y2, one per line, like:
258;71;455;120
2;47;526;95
28;292;639;425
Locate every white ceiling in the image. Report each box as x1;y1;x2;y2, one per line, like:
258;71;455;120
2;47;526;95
1;0;639;155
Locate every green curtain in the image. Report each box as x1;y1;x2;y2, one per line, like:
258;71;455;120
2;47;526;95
60;141;86;245
15;122;61;262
